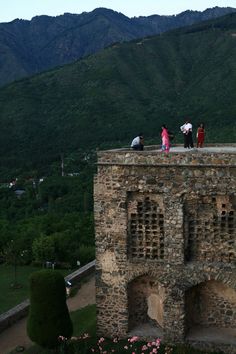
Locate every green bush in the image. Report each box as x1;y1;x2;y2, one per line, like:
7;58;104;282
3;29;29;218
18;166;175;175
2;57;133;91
32;235;56;263
27;269;73;349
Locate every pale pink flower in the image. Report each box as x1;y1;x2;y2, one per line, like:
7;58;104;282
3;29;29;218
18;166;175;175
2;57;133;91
130;336;139;343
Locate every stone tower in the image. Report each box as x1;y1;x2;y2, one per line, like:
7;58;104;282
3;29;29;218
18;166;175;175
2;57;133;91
94;146;236;353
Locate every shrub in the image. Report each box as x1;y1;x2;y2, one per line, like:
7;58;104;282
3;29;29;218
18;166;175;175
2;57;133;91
76;244;95;266
27;269;73;349
32;235;56;263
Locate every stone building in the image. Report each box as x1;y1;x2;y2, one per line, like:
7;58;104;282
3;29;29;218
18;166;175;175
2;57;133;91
94;146;236;353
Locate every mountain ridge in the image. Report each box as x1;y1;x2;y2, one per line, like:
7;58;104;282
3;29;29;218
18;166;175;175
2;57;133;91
0;6;235;86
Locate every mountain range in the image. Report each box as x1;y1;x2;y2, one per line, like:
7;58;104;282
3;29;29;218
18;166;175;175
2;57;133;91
0;12;236;177
0;6;235;86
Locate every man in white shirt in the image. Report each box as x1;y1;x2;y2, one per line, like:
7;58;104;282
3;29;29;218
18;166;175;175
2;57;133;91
131;133;144;151
180;121;194;148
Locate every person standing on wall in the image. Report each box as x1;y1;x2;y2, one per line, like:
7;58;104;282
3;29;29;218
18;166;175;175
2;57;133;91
196;123;205;148
180;120;194;148
161;125;170;152
131;133;144;151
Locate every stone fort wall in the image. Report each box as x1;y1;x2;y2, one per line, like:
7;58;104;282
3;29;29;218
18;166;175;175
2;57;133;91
94;147;236;353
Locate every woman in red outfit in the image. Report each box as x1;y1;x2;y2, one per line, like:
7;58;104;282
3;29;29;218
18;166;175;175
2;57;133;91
196;123;205;148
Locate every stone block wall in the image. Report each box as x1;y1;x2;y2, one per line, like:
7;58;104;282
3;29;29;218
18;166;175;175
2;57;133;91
94;147;236;352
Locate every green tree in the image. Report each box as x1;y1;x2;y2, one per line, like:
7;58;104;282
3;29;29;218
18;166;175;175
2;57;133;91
1;239;25;288
27;269;73;349
32;235;56;265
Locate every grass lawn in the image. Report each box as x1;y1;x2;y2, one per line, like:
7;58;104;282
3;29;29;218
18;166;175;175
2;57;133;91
0;264;70;314
70;304;96;337
10;305;222;354
0;264;40;314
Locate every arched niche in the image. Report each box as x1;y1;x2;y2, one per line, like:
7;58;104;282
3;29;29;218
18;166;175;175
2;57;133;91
128;275;165;336
185;280;236;344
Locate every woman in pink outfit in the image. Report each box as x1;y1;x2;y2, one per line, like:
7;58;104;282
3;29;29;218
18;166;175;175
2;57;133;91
161;125;170;152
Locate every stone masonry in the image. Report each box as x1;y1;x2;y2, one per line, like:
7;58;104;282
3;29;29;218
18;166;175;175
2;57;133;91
94;146;236;353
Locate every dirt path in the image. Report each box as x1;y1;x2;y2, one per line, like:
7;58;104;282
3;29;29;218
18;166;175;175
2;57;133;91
0;276;95;354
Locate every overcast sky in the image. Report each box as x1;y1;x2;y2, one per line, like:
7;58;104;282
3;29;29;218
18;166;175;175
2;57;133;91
1;0;236;23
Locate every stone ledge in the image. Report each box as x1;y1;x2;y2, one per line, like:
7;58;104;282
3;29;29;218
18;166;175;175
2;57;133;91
0;300;29;333
65;260;95;284
97;145;236;166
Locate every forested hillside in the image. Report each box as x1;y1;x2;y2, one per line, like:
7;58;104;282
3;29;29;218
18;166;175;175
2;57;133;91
0;13;236;293
0;6;235;86
0;152;95;273
0;13;236;178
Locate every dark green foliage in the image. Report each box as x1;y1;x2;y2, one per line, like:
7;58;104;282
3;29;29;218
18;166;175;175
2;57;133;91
0;157;95;268
27;269;73;349
32;236;56;263
76;245;95;266
0;239;26;287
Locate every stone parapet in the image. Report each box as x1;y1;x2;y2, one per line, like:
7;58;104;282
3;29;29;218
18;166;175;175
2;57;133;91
0;300;29;333
97;146;236;166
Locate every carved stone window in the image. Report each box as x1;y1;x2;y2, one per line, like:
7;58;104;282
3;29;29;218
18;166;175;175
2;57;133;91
184;195;236;263
128;194;164;260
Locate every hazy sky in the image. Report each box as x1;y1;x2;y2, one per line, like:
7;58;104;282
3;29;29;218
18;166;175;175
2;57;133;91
1;0;236;23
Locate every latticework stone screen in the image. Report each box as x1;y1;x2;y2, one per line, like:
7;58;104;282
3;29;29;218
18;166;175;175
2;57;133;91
127;194;164;260
184;195;236;263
